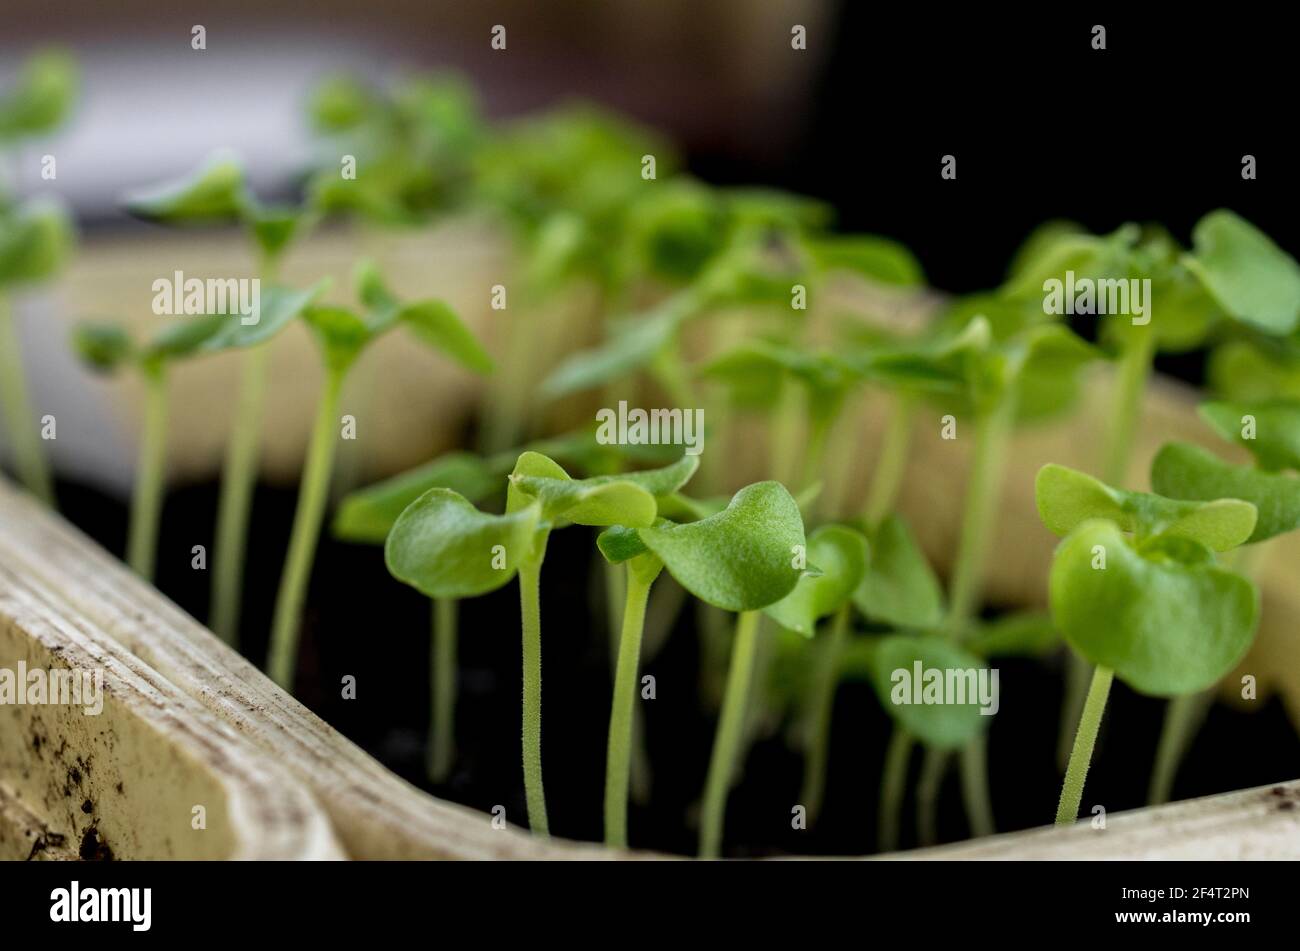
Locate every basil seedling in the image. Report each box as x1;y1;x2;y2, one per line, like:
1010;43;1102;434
621;481;807;858
0;51;79;505
387;451;691;837
1036;464;1260;824
266;263;492;689
70;314;226;579
125;153;321;646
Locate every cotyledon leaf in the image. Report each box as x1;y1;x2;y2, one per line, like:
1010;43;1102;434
510;453;698;527
764;524;869;636
853;514;944;629
637;480;806;612
869;634;995;750
1035;463;1257;552
384;488;540;599
1184;209;1300;335
123;153;251;224
1199;399;1300;472
334;452;508;544
1151;442;1300;544
199;280;329;351
1049;518;1259;696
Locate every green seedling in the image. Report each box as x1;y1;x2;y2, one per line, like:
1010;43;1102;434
0;51;79;505
386;451;696;838
762;524;868;827
69;316;220;578
334;449;505;783
1145;398;1300;803
0;197;73;505
308;73;484;226
125;153;320;646
1036;463;1260;824
70;282;322;579
1013;214;1300;765
850;313;1101;837
266;263;492;689
599;480;806;857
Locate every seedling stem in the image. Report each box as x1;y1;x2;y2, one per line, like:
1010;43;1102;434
429;597;458;783
1056;664;1113;825
267;368;344;688
518;559;549;836
699;609;761;858
604;563;653;847
0;295;54;504
126;365;169;579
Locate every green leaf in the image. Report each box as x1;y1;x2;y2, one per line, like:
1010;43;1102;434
596;524;652;564
308;73;375;132
623;181;727;283
869;634;994;750
0;50;79;140
0;198;74;285
125;155;252;224
301;305;372;373
807;234;924;287
385;488;541;598
965;611;1059;658
511;454;697;527
853;514;944;628
142;316;226;365
70;322;134;374
1208;340;1300;402
638;481;806;611
845;315;992;396
1049;519;1259;696
1151;442;1300;544
396;300;494;374
200;280;327;351
334;452;506;544
764;524;869;636
539;293;694;399
1199;399;1300;472
1002;222;1138;300
247;205;304;261
1184;210;1300;334
1035;463;1257;552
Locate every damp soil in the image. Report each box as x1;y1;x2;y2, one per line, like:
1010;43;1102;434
44;474;1300;857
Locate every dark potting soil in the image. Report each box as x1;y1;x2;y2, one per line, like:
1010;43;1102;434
46;475;1300;857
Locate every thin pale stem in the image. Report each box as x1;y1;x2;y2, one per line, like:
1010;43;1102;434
877;727;914;853
699;610;761;859
1147;689;1213;805
946;398;1015;637
127;366;169;580
916;747;947;846
0;295;54;505
518;559;549;836
1056;664;1113;825
210;343;270;645
604;565;653;848
267;370;343;689
427;597;458;784
863;393;916;527
799;603;850;825
960;731;994;837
